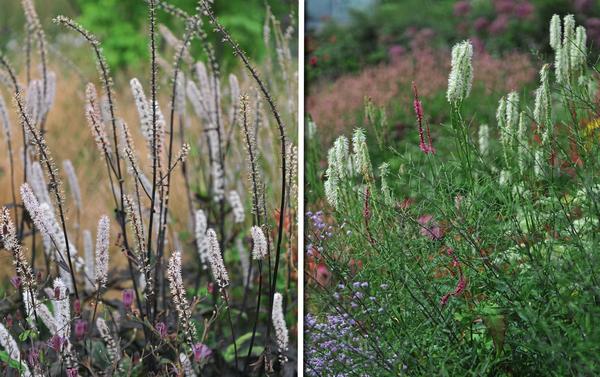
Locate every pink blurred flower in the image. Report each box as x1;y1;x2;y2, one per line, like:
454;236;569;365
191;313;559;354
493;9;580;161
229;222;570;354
192;343;212;362
10;276;21;289
122;289;134;309
494;0;514;14
48;334;65;352
514;2;534;19
316;263;331;286
488;15;509;35
454;1;471;17
74;319;87;339
155;322;167;338
474;17;489;32
388;44;406;62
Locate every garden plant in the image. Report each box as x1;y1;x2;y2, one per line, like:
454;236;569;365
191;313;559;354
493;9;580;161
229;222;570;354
0;0;297;376
305;13;600;376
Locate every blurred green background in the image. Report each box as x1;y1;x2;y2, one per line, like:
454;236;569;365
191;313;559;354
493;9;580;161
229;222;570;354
0;0;296;73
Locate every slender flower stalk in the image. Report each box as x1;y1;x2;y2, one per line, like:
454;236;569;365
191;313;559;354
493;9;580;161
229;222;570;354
413;81;434;154
352;128;372;181
379;163;393;205
179;353;197;377
96;318;121;367
83;230;94;293
62;160;82;210
194;210;209;269
478;124;489;157
167;251;195;345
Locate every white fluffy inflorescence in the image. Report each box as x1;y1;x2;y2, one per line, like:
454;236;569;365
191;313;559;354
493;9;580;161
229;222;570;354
194;209;209;269
96;318;121;365
497;92;520;166
62;160;82;210
272;292;289;362
179;353;197;377
352;128;372;181
83;230;94;293
550;14;588;83
53;278;71;340
478;124;489;157
378;163;393;205
207;229;229;289
534;65;552;133
250;226;268;260
228;190;245;224
94;215;110;289
447;40;473;103
167;251;194;345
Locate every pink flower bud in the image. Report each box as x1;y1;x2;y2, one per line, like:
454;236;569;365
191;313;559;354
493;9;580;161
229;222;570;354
192;343;212;362
10;276;21;289
122;289;134;309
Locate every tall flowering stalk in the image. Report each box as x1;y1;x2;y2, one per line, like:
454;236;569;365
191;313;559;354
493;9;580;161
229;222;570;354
446;40;473;104
167;251;195;346
272;292;289;363
94;215;110;289
412;81;434;154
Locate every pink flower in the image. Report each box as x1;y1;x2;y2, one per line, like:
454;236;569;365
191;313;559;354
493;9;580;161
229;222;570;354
67;368;78;377
453;1;471;17
412;82;435;155
73;299;81;316
155;322;167;338
514;2;534;19
494;0;514;14
122;289;134;309
316;263;331;287
74;319;87;339
474;17;489;32
48;334;65;352
28;347;39;366
10;276;21;289
488;15;509;35
192;343;212;362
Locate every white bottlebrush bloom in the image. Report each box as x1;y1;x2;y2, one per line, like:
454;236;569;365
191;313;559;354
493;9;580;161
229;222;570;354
174;73;186;116
378;163;393;205
167;251;194;345
53;278;71;340
0;92;11;141
571;26;587;71
194;210;209;270
44;71;57;116
30;162;51;205
352;128;372;180
236;238;251;287
83;230;94;293
62;160;82;210
272;292;289;362
0;323;32;377
227;190;245;224
478;124;489;157
207;229;229;288
228;73;240;125
446;40;473;103
95;215;110;289
549;14;561;50
250;226;268;260
332;135;350;179
96;318;120;364
180;353;197;377
533;65;551;128
563;14;575;47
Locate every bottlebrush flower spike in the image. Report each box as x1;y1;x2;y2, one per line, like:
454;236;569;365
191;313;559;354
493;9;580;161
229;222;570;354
179;353;197;377
272;292;289;363
571;26;587;71
352;128;372;181
447;40;473;103
0;322;32;377
62;160;82;210
412;82;434;154
250;225;268;260
534;65;552;135
228;190;245;224
194;209;209;270
94;215;110;289
53;278;71;340
167;251;195;345
517;112;528;174
549;14;561;50
96;318;120;365
478;124;489;157
207;229;229;289
379;162;394;205
83;230;94;293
